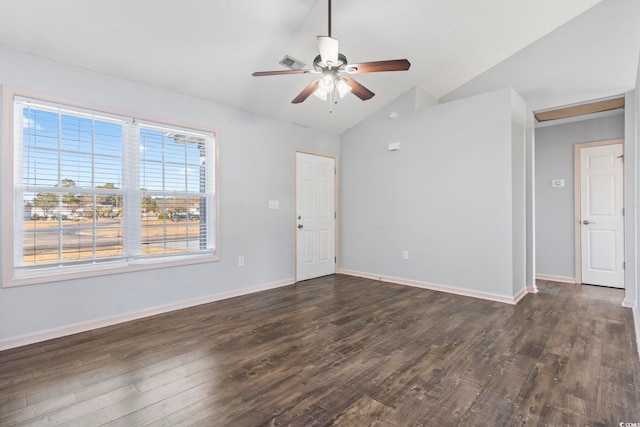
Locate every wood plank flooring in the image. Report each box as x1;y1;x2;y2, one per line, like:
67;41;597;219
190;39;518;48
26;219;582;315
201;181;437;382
1;275;639;426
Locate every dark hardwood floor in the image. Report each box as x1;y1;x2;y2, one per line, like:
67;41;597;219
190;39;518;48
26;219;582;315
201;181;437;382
1;275;639;426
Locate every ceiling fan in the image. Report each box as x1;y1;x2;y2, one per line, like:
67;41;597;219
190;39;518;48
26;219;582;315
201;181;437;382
252;0;411;107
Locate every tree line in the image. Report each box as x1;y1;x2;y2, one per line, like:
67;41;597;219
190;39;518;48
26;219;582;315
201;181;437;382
30;179;199;219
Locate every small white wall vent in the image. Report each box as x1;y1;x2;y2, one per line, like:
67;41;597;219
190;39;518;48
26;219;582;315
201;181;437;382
279;55;305;70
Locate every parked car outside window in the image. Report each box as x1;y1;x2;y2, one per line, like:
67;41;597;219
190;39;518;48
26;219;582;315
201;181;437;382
170;211;199;222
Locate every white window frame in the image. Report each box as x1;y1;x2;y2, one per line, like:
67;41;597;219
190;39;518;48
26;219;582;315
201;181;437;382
1;87;220;287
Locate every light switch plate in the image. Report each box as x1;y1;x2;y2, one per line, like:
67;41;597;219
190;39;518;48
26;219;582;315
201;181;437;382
269;200;279;209
551;179;565;188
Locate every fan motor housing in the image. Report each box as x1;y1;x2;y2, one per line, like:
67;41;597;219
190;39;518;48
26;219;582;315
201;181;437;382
313;53;348;71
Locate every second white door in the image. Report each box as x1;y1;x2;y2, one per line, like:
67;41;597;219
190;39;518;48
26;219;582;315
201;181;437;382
580;143;624;288
295;152;335;281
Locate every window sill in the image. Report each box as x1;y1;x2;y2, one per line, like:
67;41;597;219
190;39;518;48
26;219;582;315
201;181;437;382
2;252;219;288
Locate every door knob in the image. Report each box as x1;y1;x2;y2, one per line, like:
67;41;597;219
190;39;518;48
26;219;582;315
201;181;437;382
298;224;303;229
583;220;596;225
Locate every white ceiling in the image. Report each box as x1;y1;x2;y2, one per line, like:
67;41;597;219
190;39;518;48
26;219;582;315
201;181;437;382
442;0;640;114
2;0;633;135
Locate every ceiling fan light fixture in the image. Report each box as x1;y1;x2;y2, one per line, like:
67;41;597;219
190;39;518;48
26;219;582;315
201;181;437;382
312;74;351;111
318;74;335;93
313;89;328;101
314;73;351;100
336;78;352;98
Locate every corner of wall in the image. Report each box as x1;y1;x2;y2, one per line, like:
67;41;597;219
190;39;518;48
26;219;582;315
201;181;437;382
510;89;529;298
414;86;438;111
624;90;637;313
635;50;640;358
341;86;532;303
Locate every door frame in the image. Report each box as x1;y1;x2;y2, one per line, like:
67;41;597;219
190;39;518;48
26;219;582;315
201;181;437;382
573;138;624;285
294;150;338;282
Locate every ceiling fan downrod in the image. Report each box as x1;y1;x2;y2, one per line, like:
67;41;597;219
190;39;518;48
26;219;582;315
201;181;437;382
328;0;332;38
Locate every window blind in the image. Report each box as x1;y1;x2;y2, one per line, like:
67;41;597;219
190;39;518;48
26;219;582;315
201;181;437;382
13;97;216;273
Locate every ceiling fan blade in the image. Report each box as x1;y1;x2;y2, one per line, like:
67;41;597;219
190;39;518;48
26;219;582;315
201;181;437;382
318;36;339;66
292;80;320;104
345;59;411;74
342;76;375;101
252;69;317;77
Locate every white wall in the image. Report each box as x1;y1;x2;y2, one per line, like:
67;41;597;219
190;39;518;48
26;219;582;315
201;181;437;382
633;53;640;352
534;113;625;279
0;47;339;345
525;104;536;291
339;87;527;301
623;92;637;309
511;91;528;295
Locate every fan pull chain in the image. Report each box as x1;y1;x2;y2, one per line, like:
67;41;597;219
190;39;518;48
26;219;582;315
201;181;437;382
329;86;339;113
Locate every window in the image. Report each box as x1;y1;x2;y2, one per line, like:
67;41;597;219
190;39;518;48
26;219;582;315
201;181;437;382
2;90;218;286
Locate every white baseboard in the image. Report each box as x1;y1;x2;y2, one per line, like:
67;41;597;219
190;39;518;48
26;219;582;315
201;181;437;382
339;269;527;305
622;299;640;360
535;274;577;284
632;304;640;358
513;286;529;304
0;278;295;352
622;299;636;309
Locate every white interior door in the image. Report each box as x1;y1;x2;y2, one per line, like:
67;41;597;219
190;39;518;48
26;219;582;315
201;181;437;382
580;143;624;288
295;152;335;281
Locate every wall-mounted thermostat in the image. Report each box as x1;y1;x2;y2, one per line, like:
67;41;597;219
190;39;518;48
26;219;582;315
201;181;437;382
551;179;565;188
388;141;400;151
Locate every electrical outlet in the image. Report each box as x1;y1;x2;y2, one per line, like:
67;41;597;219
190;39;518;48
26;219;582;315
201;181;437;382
238;256;245;266
403;251;409;260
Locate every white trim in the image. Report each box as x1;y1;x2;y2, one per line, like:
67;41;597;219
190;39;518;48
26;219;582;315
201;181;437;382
1;85;16;288
621;298;638;360
0;278;294;351
513;286;530;303
4;254;218;288
1;85;221;288
631;306;640;359
623;302;640;360
535;274;577;284
339;269;527;305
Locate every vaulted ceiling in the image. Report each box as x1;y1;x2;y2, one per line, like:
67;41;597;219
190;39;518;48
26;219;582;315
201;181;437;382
1;0;638;134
